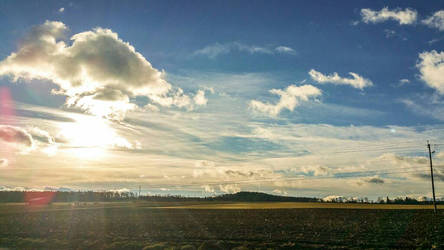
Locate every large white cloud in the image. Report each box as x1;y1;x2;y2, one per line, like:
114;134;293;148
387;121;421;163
0;21;202;120
417;50;444;94
360;7;417;25
422;10;444;31
249;84;321;116
309;69;373;89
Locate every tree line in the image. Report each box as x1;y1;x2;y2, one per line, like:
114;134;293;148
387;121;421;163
0;191;441;204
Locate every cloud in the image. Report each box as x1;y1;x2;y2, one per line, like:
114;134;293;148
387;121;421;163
413;170;444;182
384;29;396;38
350;20;360;26
400;98;444;122
29;127;55;144
194;42;295;58
58;7;64;13
369;153;428;167
428;37;444;45
44;186;73;192
0;159;8;167
193;166;275;182
309;69;373;89
108;188;131;193
0;125;34;149
28;127;58;156
322;195;344;202
146;87;193;110
0;186;28;191
193;90;208;106
422;10;444;31
360;7;417;25
249;84;321;116
224;169;263;178
201;185;215;193
361;176;385;184
4;81;444;197
399;79;410;86
194;43;231;58
0;125;62;155
416;50;444;94
144;103;160;112
302;165;332;176
194;160;216;168
219;184;241;194
272;189;288;195
0;21;202;120
275;46;297;55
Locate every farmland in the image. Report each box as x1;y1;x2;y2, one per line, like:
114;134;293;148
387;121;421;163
0;202;443;249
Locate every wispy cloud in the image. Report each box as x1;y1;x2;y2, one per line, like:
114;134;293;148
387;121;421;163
275;46;297;55
193;43;232;58
422;10;444;31
384;29;396;38
398;79;410;86
360;7;417;25
428;37;444;45
194;42;296;58
2;101;443;198
400;97;444;122
309;69;373;89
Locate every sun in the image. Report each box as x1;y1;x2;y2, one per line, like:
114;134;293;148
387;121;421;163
58;114;132;159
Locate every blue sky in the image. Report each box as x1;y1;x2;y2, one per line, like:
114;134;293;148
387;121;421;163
0;0;444;200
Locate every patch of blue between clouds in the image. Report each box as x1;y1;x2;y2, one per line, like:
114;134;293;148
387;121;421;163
205;136;288;154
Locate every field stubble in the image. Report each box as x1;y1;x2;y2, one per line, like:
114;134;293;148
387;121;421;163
0;202;442;249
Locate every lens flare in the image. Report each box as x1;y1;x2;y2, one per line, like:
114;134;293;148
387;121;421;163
24;191;56;207
0;87;15;164
0;87;15;124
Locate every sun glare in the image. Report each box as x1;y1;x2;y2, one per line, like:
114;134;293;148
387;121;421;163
58;115;131;159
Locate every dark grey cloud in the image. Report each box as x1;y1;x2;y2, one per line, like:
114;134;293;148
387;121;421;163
366;177;385;184
414;171;444;182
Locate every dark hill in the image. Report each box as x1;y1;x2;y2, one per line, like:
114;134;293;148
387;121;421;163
209;191;319;202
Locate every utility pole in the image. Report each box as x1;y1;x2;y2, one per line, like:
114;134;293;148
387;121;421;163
138;185;141;199
427;141;437;214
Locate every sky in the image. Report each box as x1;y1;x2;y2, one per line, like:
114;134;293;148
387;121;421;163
0;0;444;200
